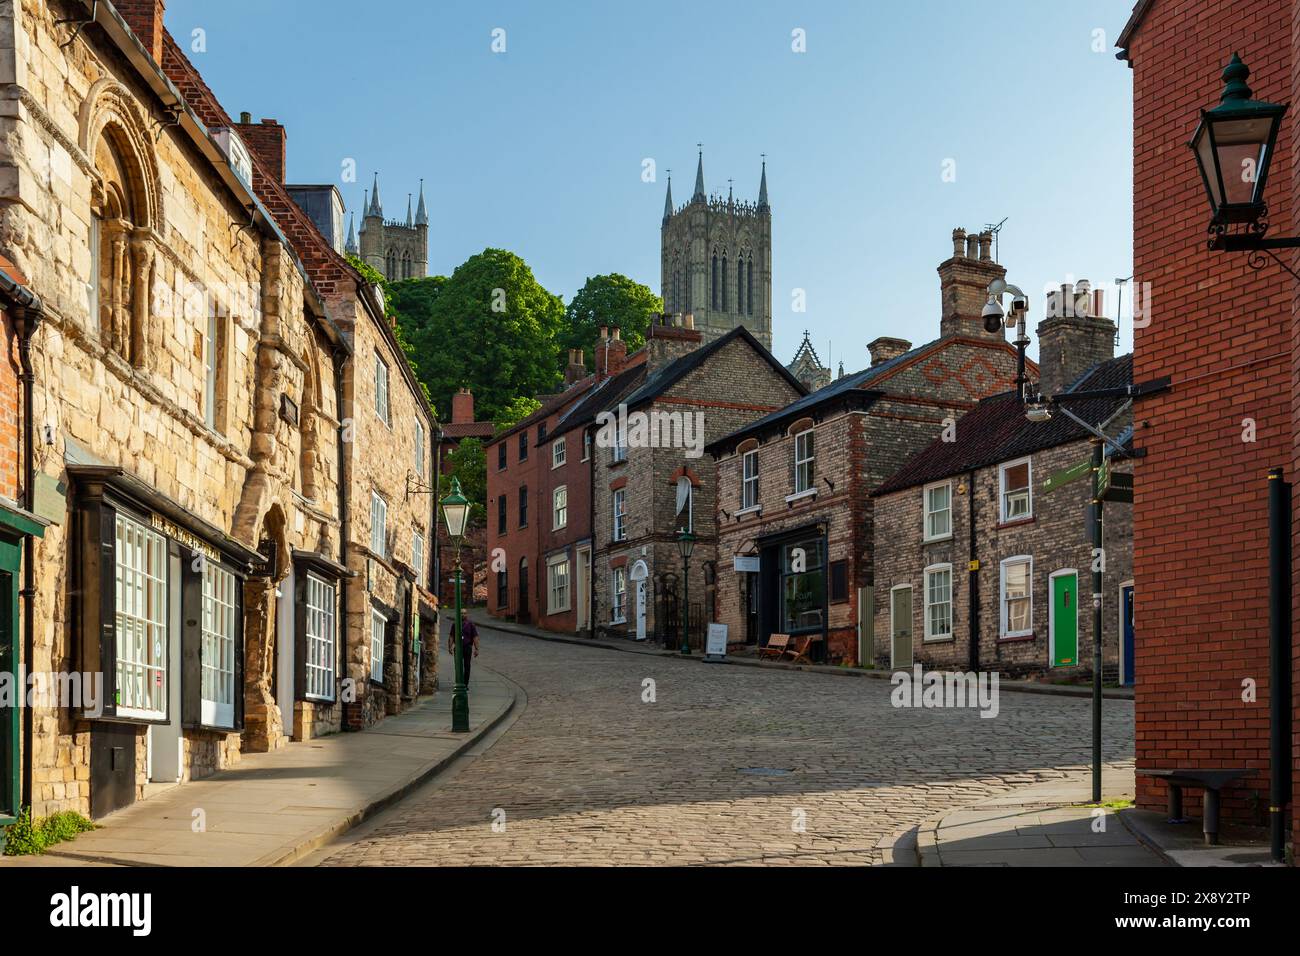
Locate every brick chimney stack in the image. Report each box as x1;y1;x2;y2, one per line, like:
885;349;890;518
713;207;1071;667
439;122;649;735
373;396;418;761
451;387;475;425
596;326;629;381
938;227;1007;340
1036;280;1116;398
117;0;165;64
867;336;911;367
646;312;703;373
235;117;287;183
564;349;587;386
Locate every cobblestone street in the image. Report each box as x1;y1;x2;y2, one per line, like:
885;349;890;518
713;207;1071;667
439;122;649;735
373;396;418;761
316;625;1135;866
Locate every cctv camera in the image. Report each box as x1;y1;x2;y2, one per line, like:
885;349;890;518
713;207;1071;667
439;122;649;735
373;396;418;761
981;297;1005;334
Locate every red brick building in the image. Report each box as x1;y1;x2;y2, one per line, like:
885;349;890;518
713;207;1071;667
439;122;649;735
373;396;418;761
435;388;494;607
1118;0;1298;852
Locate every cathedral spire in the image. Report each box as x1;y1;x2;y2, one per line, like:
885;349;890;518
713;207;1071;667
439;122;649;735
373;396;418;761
359;189;368;231
368;172;383;217
758;155;769;209
415;178;428;226
662;172;673;222
692;145;705;202
405;193;413;227
345;212;358;254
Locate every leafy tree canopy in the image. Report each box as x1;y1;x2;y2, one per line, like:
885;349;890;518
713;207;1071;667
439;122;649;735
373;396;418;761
561;273;662;369
393;249;565;424
493;395;542;434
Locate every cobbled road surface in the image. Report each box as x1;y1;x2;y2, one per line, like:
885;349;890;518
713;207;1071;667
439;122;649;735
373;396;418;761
317;624;1134;866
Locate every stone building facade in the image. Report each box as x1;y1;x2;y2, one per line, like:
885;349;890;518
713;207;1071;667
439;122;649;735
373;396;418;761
0;0;436;820
872;347;1134;680
660;152;772;349
1118;0;1300;847
349;174;428;283
708;229;1031;665
580;317;804;646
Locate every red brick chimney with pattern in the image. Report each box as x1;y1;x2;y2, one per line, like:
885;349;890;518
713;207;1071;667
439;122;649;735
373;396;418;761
450;388;475;425
116;0;165;64
235;116;287;184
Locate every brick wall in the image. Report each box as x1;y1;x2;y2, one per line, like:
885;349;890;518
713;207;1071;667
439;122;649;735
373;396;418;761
1125;0;1294;829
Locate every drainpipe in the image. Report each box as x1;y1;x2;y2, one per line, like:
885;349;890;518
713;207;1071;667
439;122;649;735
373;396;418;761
1267;467;1292;863
0;271;43;809
967;469;979;673
332;345;350;727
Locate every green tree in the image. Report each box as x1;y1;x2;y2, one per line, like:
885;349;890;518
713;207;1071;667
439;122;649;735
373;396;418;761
393;249;565;423
562;273;662;369
493;395;542;434
438;437;487;527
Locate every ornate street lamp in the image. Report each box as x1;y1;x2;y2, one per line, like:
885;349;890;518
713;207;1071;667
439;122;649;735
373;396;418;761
1193;55;1294;266
676;529;695;656
440;477;471;733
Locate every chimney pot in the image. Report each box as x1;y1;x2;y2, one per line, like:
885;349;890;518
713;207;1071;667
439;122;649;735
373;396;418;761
612;327;621;341
599;326;608;339
966;234;979;259
952;228;967;259
240;111;252;124
978;230;993;261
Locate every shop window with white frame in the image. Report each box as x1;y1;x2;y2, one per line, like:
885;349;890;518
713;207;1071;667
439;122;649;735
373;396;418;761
370;608;386;683
794;429;815;494
612;488;627;541
924;481;952;541
1000;458;1032;522
374;352;391;426
553;485;568;530
742;449;759;510
114;513;168;719
1000;556;1033;638
548;555;571;614
552;436;566;469
304;573;336;700
611;566;627;623
200;562;237;727
370;492;387;559
923;563;953;641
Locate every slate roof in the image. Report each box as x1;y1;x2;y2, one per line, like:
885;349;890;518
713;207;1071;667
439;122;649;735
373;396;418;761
872;354;1134;496
487;377;599;446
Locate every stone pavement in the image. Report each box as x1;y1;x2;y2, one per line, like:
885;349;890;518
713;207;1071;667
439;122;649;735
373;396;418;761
0;649;516;867
312;619;1136;866
917;768;1167;866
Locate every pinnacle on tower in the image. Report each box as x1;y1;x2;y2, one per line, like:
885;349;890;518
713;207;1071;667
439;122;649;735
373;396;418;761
359;189;368;231
415;178;428;226
692;146;705;203
345;212;358;254
368;172;382;217
662;173;673;222
758;156;769;209
405;193;413;227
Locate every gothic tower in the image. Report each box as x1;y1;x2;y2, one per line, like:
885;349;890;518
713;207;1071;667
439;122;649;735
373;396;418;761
355;173;429;281
660;150;772;349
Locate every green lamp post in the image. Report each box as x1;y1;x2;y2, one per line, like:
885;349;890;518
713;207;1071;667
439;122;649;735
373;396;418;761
440;477;471;733
677;529;695;655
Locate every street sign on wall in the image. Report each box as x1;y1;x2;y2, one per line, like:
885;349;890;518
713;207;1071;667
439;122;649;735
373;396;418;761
1043;458;1091;493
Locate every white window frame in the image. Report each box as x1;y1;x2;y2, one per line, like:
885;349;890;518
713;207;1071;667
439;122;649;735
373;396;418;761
370;608;386;684
611;566;628;623
999;457;1033;523
114;513;168;720
200;562;237;727
612;422;628;463
552;436;567;469
553;485;568;530
582;430;592;462
375;352;391;426
203;308;218;430
304;573;337;701
1000;555;1034;639
794;429;815;494
923;480;953;542
412;530;425;587
370;492;388;559
923;563;953;642
612;488;627;541
547;554;571;614
741;449;759;511
415;421;425;473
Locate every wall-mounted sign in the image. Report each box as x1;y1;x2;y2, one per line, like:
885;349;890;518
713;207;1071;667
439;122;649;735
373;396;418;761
150;513;219;563
733;555;759;573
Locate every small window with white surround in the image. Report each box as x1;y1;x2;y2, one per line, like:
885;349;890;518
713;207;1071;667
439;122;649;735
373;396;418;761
415;421;425;473
742;450;759;510
794;429;815;494
370;608;386;683
370;492;388;559
924;481;952;541
553;485;568;530
1000;458;1032;522
548;555;571;614
611;566;627;623
924;563;953;641
612;488;627;541
305;573;336;700
412;530;425;586
374;352;391;426
1000;556;1033;638
552;437;566;469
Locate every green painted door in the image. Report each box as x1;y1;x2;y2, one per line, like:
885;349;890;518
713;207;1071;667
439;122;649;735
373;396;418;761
1051;572;1077;667
0;537;21;826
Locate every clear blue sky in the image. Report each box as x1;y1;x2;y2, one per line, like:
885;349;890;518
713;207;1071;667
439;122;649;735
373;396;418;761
165;0;1136;368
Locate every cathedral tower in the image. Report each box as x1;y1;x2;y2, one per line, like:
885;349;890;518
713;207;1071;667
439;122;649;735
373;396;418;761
660;150;772;349
354;173;429;281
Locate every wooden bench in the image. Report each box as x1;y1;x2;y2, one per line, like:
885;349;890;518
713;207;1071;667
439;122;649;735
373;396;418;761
1137;768;1249;846
758;633;791;660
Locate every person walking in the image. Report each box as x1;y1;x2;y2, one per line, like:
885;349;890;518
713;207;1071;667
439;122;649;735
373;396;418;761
449;615;480;685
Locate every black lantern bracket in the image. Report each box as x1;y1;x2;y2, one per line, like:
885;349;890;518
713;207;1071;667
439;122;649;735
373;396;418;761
405;470;437;501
